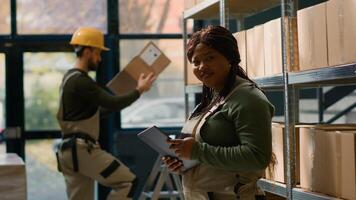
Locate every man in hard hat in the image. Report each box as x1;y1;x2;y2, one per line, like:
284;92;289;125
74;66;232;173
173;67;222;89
56;27;156;200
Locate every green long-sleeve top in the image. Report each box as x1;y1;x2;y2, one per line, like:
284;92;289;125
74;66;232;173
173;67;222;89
191;77;274;172
61;68;140;121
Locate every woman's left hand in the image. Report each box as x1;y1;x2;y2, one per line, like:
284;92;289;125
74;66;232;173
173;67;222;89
167;137;197;159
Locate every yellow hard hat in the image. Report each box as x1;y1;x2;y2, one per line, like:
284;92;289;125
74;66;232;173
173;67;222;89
70;27;109;51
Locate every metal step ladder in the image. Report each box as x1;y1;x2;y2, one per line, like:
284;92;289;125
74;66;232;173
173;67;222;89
139;156;184;200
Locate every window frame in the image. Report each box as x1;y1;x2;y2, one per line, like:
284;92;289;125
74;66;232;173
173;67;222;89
1;7;188;200
1;1;185;199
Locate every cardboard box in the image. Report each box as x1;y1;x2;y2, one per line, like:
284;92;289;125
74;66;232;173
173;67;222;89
195;0;204;5
233;31;247;73
264;18;282;76
184;0;196;10
265;122;300;183
107;42;171;95
0;153;27;200
299;124;356;200
186;62;201;85
297;3;328;71
246;25;265;78
327;0;356;66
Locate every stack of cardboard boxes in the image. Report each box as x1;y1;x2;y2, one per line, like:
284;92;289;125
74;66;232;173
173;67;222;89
233;31;247;74
246;25;265;78
326;0;356;67
184;0;205;10
299;124;356;200
184;0;195;10
265;122;300;183
266;123;356;199
186;0;356;84
297;3;328;71
263;18;282;76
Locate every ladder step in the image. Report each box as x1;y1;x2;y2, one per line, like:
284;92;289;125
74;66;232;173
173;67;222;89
142;191;181;198
139;157;184;200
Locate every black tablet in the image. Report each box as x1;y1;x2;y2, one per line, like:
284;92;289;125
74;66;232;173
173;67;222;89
137;126;199;171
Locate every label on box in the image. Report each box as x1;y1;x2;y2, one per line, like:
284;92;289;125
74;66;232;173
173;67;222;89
140;43;161;66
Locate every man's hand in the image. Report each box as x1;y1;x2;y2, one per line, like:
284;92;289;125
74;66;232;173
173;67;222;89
136;72;156;94
167;137;196;160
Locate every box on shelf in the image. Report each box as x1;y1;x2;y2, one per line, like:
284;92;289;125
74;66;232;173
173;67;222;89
297;2;328;71
107;41;170;95
264;18;282;76
299;124;356;200
186;62;201;85
0;153;27;200
184;0;196;10
327;0;356;66
233;30;247;73
246;25;265;78
265;122;300;184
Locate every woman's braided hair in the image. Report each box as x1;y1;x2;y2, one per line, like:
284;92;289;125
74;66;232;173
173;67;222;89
187;25;262;115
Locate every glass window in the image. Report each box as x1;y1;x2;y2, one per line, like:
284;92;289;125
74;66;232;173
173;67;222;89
0;54;5;151
26;139;66;200
0;0;10;34
119;0;184;33
24;52;75;131
120;39;185;128
17;0;107;34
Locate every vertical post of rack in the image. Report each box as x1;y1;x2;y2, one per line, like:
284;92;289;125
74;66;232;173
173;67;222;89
219;0;229;29
317;88;324;123
280;0;299;199
236;15;245;32
182;18;189;119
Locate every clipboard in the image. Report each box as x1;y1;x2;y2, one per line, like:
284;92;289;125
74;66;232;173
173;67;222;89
137;126;199;171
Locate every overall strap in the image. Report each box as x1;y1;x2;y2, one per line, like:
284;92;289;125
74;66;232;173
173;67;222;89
57;70;82;120
193;81;251;137
60;70;82;96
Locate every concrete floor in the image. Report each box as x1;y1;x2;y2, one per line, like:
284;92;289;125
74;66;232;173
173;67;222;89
26;154;67;200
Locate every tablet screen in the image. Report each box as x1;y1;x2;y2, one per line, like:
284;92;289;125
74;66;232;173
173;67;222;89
137;126;199;171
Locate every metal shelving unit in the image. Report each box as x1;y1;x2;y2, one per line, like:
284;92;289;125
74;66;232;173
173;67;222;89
256;63;356;88
182;0;356;200
257;179;341;200
183;0;280;20
182;0;281;117
185;63;356;91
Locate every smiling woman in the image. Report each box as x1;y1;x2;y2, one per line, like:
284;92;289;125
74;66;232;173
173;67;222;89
191;43;231;91
162;26;275;200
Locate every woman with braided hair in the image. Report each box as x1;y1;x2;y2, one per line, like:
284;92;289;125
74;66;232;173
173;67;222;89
162;25;275;200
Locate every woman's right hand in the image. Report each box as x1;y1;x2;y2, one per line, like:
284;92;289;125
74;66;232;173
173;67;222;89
136;72;156;94
161;156;184;174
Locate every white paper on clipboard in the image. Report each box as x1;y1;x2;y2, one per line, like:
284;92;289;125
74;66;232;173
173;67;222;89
137;126;199;171
140;43;162;66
